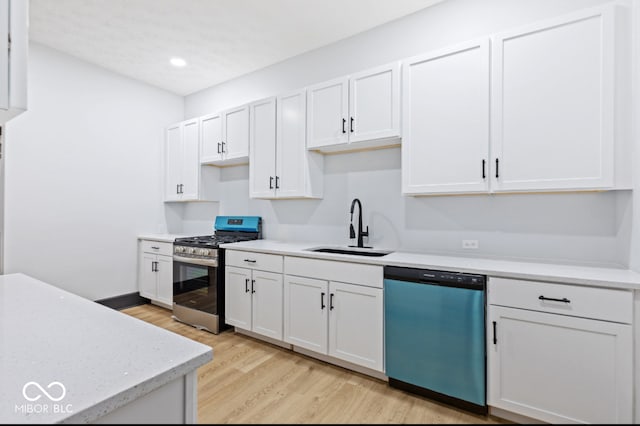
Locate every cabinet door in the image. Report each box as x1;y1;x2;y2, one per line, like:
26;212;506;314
249;97;277;199
251;270;283;340
276;90;307;198
181;118;200;200
139;253;157;299
165;123;182;201
349;62;400;144
225;266;252;330
488;305;632;423
200;113;223;164
402;40;490;195
306;77;349;149
491;6;615;192
328;281;383;371
155;255;173;306
223;105;249;161
283;275;328;353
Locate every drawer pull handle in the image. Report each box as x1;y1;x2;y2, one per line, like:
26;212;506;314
245;278;250;293
151;246;160;250
539;295;571;304
244;259;257;263
492;321;497;345
321;292;326;310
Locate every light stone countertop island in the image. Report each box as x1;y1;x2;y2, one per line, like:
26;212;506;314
0;273;212;424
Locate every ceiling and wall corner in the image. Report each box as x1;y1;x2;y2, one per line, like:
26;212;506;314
29;0;444;96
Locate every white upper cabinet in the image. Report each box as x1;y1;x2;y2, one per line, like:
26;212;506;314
276;90;323;198
199;112;223;163
491;5;623;192
249;91;323;199
200;105;249;166
249;97;277;199
402;39;490;195
224;105;250;161
349;63;401;144
402;4;629;196
0;0;27;123
165;118;219;202
307;62;401;153
165;123;183;202
181;118;200;200
306;77;349;149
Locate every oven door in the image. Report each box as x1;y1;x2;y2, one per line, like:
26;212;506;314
173;259;220;315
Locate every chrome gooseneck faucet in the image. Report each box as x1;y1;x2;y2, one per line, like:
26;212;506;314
349;198;369;248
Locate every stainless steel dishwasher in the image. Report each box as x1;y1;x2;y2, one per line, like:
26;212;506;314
384;266;487;414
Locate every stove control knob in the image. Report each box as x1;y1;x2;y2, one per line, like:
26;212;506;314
201;249;210;256
188;248;196;254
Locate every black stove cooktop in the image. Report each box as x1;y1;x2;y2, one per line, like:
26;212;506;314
174;234;257;248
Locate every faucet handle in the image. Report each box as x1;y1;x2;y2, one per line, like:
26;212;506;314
362;226;369;237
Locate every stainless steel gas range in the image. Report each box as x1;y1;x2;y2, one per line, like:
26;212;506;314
172;216;262;333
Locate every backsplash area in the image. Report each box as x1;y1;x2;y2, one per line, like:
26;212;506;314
165;147;631;268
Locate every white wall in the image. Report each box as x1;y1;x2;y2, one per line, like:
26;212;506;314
4;43;184;300
182;0;634;267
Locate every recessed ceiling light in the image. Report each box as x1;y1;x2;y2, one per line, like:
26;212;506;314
170;57;187;67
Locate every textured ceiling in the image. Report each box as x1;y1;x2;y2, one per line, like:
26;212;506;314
29;0;443;96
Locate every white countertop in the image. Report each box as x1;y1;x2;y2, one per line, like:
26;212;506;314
138;233;188;243
219;240;640;290
0;273;212;424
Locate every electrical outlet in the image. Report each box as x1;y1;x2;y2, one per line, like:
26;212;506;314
462;240;479;249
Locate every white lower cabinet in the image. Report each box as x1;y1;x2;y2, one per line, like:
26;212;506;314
328;281;383;370
283;275;328;353
487;278;633;423
138;240;173;307
283;270;383;372
225;265;284;341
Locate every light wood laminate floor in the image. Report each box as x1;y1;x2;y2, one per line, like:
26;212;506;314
122;304;508;424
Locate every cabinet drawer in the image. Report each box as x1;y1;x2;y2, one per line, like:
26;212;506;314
488;277;632;324
285;256;383;289
226;250;283;273
140;240;173;257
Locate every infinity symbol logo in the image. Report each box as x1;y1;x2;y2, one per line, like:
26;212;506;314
22;381;66;402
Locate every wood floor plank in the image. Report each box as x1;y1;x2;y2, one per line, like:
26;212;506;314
122;304;509;424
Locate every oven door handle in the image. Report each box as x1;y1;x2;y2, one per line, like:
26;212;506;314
173;255;218;267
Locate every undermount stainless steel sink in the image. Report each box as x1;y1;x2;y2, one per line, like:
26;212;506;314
305;246;394;257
